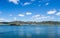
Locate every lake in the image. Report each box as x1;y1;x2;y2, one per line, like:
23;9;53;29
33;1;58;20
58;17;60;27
0;25;60;38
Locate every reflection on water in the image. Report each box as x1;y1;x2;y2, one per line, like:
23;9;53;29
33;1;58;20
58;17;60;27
0;25;60;38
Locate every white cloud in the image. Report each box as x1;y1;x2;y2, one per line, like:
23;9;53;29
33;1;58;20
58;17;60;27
38;5;41;7
31;15;54;21
0;18;12;22
47;9;56;14
56;12;60;16
26;12;32;15
0;18;5;22
18;14;24;17
31;0;35;1
45;3;49;6
0;11;2;14
0;18;5;21
31;14;41;20
40;16;54;19
14;17;17;20
9;0;19;4
23;2;31;6
9;14;13;16
32;14;40;18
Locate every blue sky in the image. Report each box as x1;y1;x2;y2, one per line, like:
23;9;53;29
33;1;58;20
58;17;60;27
0;0;60;22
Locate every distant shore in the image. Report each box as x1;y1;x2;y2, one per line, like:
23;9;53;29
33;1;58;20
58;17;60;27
0;21;60;26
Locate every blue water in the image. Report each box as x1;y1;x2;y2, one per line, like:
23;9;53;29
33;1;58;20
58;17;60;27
0;25;60;38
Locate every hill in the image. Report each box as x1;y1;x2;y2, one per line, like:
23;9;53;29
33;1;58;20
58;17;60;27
0;21;60;26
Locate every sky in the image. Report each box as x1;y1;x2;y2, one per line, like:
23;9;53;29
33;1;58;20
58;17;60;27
0;0;60;22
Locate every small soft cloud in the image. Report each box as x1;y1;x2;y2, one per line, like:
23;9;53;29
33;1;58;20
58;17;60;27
32;14;40;18
0;18;5;22
9;0;19;4
0;18;5;21
26;12;32;15
31;15;54;21
40;16;54;19
41;0;50;2
56;12;60;16
14;17;17;20
18;14;24;17
47;9;56;14
0;11;2;14
31;0;35;2
0;18;11;22
9;14;13;16
38;5;41;7
45;3;49;6
31;14;41;20
23;2;31;6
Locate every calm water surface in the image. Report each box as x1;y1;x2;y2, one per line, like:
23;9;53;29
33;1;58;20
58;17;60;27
0;25;60;38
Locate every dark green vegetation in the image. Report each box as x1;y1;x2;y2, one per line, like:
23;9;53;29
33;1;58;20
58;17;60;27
0;21;60;26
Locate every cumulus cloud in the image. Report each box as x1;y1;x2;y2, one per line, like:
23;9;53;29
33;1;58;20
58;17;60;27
18;14;24;17
26;12;32;15
47;9;56;14
9;0;19;4
23;2;31;6
56;12;60;16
